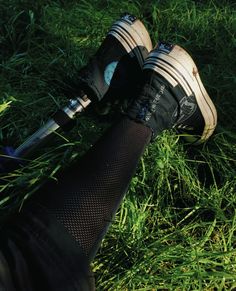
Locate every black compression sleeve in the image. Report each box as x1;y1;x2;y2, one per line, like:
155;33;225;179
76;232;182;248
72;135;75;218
35;116;152;261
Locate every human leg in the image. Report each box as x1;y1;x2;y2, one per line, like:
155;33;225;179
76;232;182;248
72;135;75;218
0;41;217;291
32;43;217;263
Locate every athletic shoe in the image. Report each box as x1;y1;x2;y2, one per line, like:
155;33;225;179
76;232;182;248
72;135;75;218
77;14;152;102
127;42;217;144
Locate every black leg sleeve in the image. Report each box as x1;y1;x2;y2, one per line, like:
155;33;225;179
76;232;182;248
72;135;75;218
35;116;152;261
0;116;151;291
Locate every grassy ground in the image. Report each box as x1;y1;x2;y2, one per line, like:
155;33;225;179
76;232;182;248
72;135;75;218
0;0;236;289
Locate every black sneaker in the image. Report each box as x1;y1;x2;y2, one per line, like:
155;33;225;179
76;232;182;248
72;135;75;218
77;14;152;103
128;42;217;144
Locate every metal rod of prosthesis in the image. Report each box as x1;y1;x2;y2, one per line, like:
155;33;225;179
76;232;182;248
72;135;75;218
13;95;91;159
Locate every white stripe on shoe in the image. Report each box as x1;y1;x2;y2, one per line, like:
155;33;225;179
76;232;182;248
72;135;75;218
108;16;153;67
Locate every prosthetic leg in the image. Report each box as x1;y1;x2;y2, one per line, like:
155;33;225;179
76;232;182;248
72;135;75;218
2;14;152;163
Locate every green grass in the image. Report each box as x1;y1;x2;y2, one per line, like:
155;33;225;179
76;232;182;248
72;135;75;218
0;0;236;289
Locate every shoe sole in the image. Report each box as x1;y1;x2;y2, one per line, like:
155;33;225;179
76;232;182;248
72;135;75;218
108;14;153;67
144;43;217;144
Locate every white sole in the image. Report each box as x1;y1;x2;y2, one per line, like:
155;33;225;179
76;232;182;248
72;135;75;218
144;44;217;144
108;14;153;67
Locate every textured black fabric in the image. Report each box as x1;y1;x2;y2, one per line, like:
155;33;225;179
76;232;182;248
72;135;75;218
0;205;95;291
35;117;151;261
0;117;151;290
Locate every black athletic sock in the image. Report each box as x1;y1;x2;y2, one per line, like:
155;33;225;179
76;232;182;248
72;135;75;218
34;117;152;261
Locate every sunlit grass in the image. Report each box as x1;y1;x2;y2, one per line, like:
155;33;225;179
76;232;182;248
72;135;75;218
0;0;236;289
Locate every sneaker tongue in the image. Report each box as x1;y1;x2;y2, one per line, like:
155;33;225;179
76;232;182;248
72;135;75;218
127;71;179;138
